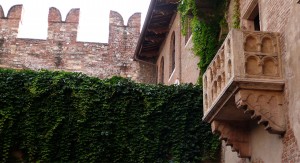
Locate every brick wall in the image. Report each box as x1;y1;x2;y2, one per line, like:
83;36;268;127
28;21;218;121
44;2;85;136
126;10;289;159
282;121;300;162
0;5;156;84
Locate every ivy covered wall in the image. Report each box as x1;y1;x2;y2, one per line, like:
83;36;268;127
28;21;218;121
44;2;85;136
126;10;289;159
178;0;240;79
0;69;219;162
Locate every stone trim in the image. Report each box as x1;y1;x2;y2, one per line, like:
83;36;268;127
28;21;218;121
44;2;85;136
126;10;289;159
212;121;251;158
235;90;286;135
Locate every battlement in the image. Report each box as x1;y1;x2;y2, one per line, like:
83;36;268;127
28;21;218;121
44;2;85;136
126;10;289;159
0;4;22;19
0;5;141;42
48;7;80;23
0;6;3;18
0;4;149;82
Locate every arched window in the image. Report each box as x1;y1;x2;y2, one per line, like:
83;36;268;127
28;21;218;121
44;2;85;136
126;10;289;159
159;57;164;83
170;32;176;76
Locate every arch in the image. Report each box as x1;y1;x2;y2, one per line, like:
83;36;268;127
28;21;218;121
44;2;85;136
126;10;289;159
208;68;213;82
204;75;208;90
205;94;208;110
217;75;222;94
212;61;217;76
159;57;165;83
222;72;226;88
220;51;225;68
213;81;217;100
227;59;232;79
220;50;225;61
246;56;261;75
244;35;258;52
261;37;274;53
48;7;62;22
227;38;231;53
216;55;221;69
262;57;277;76
169;31;176;76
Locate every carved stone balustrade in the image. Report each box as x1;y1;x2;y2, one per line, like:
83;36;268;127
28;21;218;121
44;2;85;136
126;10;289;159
202;29;285;158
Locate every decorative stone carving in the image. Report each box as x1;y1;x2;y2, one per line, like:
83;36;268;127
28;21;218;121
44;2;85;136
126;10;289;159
202;29;285;158
235;90;285;134
212;120;251;158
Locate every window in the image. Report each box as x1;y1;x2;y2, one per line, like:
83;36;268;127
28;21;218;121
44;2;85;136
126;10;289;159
159;57;164;83
253;11;260;31
184;18;192;44
252;5;260;31
170;32;176;77
242;1;260;31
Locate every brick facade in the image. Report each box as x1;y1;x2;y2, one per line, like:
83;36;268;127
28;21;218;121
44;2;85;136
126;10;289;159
0;5;156;84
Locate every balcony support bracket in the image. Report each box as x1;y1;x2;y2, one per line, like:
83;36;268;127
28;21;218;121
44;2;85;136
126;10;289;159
235;89;286;135
212;120;251;158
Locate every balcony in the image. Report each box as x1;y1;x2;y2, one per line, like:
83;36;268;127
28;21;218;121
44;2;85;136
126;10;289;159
202;29;285;158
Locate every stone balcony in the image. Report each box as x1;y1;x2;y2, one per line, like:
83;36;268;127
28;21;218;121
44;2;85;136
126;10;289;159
202;29;285;158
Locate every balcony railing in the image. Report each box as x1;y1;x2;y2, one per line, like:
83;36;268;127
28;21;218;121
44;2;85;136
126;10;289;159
202;29;285;158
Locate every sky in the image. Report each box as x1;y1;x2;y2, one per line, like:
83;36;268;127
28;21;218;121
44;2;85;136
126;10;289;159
0;0;151;43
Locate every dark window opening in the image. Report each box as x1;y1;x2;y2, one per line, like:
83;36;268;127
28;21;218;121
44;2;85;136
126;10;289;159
170;32;176;77
160;57;164;84
172;38;175;71
247;4;260;31
254;13;260;31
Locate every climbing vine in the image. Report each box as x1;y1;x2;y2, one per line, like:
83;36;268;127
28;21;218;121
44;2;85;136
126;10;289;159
179;0;240;77
0;69;219;162
233;0;241;29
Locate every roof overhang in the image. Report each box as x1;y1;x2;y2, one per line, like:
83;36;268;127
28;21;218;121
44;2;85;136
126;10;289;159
133;0;220;64
133;0;179;63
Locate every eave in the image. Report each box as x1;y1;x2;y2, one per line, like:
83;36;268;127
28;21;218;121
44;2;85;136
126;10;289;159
133;0;179;64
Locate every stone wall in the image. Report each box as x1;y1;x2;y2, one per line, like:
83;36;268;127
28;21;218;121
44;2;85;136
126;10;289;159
0;5;156;84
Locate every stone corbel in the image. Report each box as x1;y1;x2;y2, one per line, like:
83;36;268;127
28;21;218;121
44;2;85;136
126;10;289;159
235;90;286;135
212;121;251;158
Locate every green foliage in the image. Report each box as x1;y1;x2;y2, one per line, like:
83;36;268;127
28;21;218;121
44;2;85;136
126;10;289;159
0;69;219;162
233;0;241;29
178;0;231;76
191;18;220;76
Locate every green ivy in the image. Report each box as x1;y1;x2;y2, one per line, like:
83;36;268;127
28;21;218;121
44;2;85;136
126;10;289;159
178;0;230;77
0;69;219;162
233;0;241;29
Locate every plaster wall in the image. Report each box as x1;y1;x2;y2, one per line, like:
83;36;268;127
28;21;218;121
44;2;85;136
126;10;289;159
222;142;249;163
180;35;200;84
156;13;180;85
250;125;283;163
156;13;199;85
284;0;300;162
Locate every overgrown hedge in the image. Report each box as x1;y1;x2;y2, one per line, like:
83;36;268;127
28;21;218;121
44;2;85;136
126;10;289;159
0;69;219;162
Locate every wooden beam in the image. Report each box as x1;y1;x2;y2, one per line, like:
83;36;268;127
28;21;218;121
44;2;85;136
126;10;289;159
147;27;169;34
